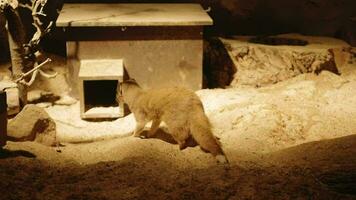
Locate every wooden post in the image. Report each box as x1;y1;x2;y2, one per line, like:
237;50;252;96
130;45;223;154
0;91;7;148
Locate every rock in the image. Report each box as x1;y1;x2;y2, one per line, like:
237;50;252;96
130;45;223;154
220;34;350;87
27;90;43;102
55;94;77;105
5;87;19;115
7;105;57;146
35;102;52;108
0;80;19;115
28;89;55;103
318;71;349;89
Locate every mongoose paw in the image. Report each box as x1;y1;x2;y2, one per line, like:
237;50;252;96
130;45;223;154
216;155;229;165
133;133;140;137
139;135;147;139
178;142;188;150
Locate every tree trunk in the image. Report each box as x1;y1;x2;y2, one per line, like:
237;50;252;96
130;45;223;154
4;7;34;108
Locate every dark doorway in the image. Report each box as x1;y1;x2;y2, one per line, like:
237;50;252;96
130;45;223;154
83;80;118;112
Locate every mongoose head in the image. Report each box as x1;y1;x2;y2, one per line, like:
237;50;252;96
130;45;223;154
121;79;139;92
119;79;141;103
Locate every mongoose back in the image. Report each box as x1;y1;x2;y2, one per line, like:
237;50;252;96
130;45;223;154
119;80;228;164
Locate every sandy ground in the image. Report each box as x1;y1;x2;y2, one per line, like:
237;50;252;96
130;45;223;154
1;61;356;199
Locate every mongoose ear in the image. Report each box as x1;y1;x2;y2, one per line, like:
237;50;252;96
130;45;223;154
124;78;137;84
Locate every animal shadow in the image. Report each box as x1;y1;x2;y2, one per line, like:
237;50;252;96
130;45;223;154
141;128;198;149
0;148;36;159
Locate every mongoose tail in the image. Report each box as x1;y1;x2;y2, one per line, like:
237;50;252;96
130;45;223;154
189;111;229;164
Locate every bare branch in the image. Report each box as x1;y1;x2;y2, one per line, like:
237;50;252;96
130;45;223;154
18;3;31;10
0;0;19;10
39;69;57;79
15;58;51;83
24;0;53;48
19;68;38;86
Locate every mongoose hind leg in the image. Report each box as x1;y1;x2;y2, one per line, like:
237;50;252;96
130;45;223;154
178;141;188;150
168;126;190;151
146;119;161;138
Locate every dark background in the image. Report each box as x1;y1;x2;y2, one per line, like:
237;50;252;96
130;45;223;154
0;0;355;61
61;0;356;38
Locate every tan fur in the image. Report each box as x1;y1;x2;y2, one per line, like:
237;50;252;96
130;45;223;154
119;80;228;163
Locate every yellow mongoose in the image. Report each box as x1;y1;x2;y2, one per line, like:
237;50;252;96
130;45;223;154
119;80;228;164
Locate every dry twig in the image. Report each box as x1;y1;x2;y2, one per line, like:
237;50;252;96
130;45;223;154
15;58;56;86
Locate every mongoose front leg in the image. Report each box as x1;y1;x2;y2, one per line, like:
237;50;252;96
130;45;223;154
146;119;161;138
132;111;148;138
133;122;145;138
178;141;188;150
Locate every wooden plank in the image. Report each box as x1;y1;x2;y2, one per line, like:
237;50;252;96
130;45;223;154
78;59;123;80
57;26;203;41
56;3;213;27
